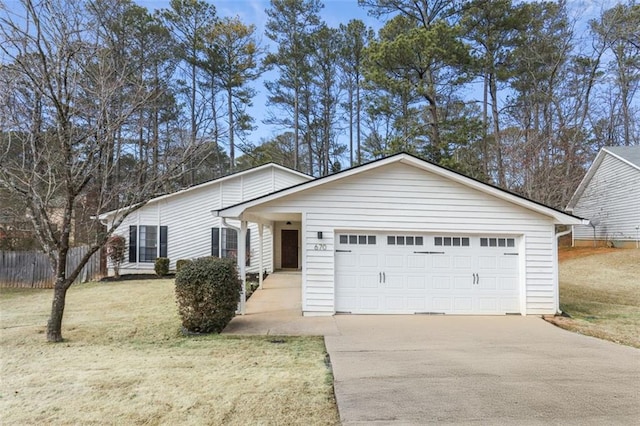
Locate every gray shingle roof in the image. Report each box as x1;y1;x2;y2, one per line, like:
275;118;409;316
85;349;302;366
606;145;640;168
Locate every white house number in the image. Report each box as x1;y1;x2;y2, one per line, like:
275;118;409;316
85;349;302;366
314;244;327;251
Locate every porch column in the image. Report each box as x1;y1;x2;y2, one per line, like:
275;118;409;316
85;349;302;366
239;220;247;315
258;223;264;289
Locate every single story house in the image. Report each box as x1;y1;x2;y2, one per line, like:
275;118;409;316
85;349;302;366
566;146;640;248
215;153;586;317
98;163;312;276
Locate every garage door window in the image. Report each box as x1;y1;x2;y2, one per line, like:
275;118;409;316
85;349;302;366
480;237;515;247
434;236;470;247
387;235;424;246
339;234;376;245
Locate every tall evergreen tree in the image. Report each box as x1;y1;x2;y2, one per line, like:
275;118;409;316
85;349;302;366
264;0;323;173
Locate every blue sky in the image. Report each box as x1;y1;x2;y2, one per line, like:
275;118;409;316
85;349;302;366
4;0;623;153
135;0;619;151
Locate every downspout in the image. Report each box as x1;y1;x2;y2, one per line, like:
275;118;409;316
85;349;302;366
554;228;573;315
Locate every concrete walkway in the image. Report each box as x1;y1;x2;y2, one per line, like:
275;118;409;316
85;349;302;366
325;315;640;425
222;272;339;336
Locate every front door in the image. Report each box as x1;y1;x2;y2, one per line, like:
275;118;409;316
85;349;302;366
281;229;299;269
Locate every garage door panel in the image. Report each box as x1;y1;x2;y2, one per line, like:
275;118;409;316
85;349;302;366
338;274;358;289
406;297;426;311
500;298;520;312
478;256;497;269
432;255;451;268
335;295;356;312
385;297;404;310
454;256;472;269
454;276;472;289
407;255;425;268
433;276;451;289
499;277;518;290
499;256;518;269
386;275;404;289
359;254;379;267
478;276;497;290
359;274;379;288
407;276;426;289
335;232;521;315
360;296;379;310
432;297;452;311
477;297;498;312
385;254;404;268
336;253;357;267
454;297;473;311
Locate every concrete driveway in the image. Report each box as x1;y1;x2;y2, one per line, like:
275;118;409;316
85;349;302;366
325;315;640;425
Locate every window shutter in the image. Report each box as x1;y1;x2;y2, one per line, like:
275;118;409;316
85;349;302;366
245;229;251;266
211;228;220;257
128;226;137;262
159;226;168;258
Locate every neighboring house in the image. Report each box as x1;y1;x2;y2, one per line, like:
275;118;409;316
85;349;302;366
98;163;312;275
566;146;640;248
217;153;585;317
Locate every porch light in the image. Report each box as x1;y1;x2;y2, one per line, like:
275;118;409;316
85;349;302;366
317;231;323;239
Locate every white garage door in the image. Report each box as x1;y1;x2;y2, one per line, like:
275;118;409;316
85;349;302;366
335;232;520;314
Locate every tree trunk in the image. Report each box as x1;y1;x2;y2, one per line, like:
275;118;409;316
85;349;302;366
489;72;505;187
349;85;353;167
47;280;69;342
356;72;361;165
228;85;235;171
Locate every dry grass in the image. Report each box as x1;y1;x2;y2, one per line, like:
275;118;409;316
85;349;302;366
549;249;640;348
0;280;339;425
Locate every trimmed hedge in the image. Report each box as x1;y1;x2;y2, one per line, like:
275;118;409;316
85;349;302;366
176;259;193;273
154;257;170;276
175;257;241;334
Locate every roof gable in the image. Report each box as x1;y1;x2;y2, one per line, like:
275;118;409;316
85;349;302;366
567;146;640;211
218;153;584;225
99;163;312;220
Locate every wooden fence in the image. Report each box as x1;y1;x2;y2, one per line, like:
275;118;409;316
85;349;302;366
0;246;102;289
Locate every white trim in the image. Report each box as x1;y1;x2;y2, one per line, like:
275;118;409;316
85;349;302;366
219;154;583;225
552;228;560;314
301;212;308;313
518;234;527;316
604;147;640;172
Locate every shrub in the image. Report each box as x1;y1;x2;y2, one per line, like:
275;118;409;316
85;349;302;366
175;257;241;333
154;257;170;276
176;259;193;273
106;235;126;279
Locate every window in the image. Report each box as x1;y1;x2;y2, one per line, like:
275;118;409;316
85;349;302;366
339;234;376;245
211;227;251;266
128;225;167;263
387;235;425;246
434;236;470;247
480;237;515;248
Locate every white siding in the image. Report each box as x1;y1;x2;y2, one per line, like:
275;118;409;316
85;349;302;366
572;154;640;243
246;162;558;315
110;165;308;275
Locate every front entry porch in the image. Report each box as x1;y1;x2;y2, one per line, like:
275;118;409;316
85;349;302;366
223;272;339;336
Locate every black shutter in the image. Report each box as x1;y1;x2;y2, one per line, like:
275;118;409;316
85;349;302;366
211;228;220;257
245;229;251;266
159;226;168;258
129;226;137;262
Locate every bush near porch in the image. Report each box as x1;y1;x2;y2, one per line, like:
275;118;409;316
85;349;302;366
0;279;339;425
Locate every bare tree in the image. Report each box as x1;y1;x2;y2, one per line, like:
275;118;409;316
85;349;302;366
0;0;203;342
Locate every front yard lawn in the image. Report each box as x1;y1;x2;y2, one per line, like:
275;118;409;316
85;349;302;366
0;280;339;425
549;248;640;348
